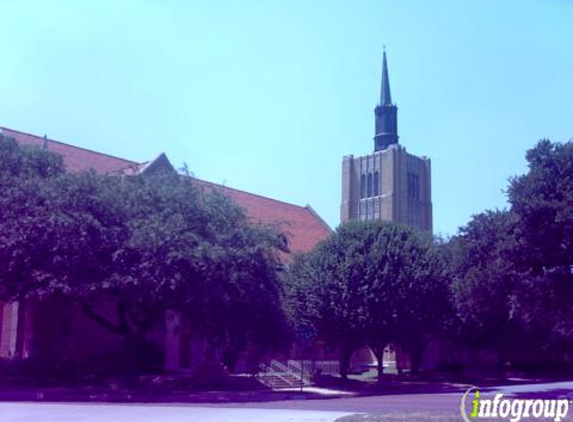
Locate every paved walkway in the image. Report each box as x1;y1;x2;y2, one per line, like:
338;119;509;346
1;381;571;421
497;381;573;396
187;392;463;413
0;402;351;422
178;381;573;414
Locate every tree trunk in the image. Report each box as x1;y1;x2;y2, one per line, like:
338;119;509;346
372;345;385;385
14;299;26;359
410;345;422;376
80;301;160;373
339;345;354;380
497;349;507;381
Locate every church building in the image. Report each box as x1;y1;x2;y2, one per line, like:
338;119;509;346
0;127;331;369
341;51;432;232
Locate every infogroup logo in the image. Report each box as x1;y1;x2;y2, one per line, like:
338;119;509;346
460;387;570;422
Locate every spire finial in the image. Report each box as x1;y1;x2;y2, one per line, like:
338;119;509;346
380;48;392;106
374;48;398;151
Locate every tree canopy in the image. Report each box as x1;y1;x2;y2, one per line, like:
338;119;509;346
285;220;449;381
4;132;573;378
286;138;573;378
0;135;290;370
448;139;573;374
448;210;525;374
507;139;573;353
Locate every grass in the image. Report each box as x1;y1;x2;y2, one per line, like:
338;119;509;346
336;413;543;422
336;413;462;422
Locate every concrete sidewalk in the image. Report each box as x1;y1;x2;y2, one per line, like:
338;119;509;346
0;402;351;422
0;386;351;404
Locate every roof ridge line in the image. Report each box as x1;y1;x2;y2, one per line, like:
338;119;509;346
0;126;139;165
196;178;311;211
305;204;333;233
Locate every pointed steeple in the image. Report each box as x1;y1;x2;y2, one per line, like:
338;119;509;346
374;48;398;151
380;47;392;106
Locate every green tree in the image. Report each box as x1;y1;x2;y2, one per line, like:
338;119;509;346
286;220;449;382
449;210;526;378
508;139;573;274
0;135;73;300
507;139;573;354
0;136;290;371
285;242;367;379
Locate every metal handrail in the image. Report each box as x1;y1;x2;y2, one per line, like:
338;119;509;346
258;359;311;386
287;359;340;377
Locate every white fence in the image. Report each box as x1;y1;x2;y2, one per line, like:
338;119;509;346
287;359;340;377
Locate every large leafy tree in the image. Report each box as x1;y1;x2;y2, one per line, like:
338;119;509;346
507;139;573;354
508;139;573;274
449;210;528;377
0;135;73;300
448;139;573;373
285;232;368;379
286;220;449;381
0;135;289;370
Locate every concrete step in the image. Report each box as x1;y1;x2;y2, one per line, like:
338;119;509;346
257;373;302;389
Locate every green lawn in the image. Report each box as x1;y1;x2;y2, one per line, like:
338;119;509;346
336;413;460;422
336;413;457;422
336;413;542;422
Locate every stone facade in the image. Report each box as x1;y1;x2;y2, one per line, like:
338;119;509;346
341;145;432;232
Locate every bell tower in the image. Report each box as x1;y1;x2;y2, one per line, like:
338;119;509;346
341;50;433;232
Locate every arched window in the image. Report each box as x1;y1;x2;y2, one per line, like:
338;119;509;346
367;173;373;197
360;174;366;199
408;173;420;199
374;171;380;196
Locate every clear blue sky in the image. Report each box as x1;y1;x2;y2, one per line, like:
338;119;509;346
1;0;571;236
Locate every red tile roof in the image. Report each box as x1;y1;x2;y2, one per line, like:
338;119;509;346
0;127;139;175
195;179;332;254
1;126;331;254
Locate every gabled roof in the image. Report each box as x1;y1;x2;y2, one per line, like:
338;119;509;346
195;179;332;254
0;127;138;174
1;126;331;254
